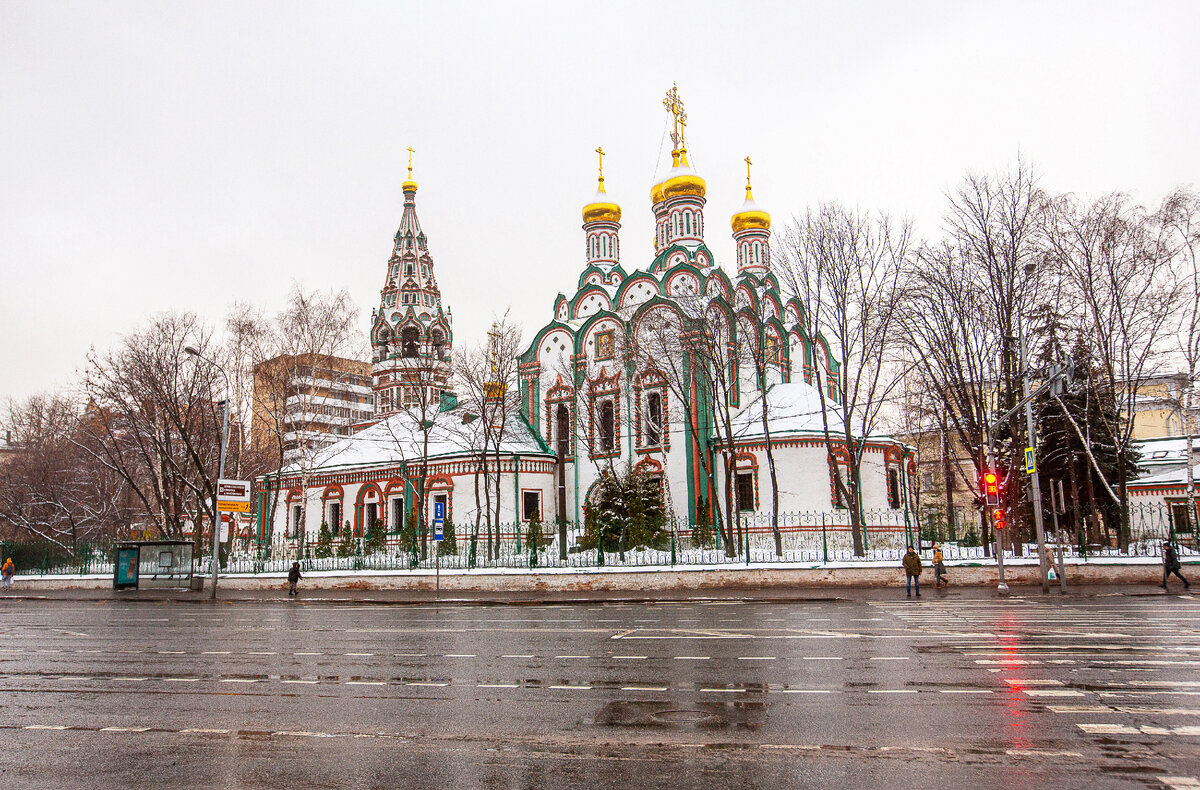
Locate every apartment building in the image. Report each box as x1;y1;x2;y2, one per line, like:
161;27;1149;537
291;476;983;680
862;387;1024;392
251;354;374;464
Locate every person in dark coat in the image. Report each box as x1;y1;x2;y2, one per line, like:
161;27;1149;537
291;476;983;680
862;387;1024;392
1161;542;1190;590
902;545;922;597
287;562;302;596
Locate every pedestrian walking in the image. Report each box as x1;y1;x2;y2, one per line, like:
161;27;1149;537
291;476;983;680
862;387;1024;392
287;561;302;596
1161;542;1190;590
932;545;947;588
1;557;13;592
902;545;922;597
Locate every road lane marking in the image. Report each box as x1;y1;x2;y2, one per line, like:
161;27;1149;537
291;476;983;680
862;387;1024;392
220;679;260;684
181;728;229;734
346;681;385;686
622;686;668;691
502;655;534;659
477;683;519;688
870;657;909;661
674;656;710;660
407;682;449;687
202;651;231;655
613;656;648;660
549;685;592;690
701;688;746;693
24;725;69;730
282;680;319;684
100;727;150;732
295;652;323;656
803;657;842;661
1004;679;1063;685
737;656;777;661
1006;749;1083;758
1024;690;1085;697
1158;778;1200;790
164;678;199;683
868;690;917;694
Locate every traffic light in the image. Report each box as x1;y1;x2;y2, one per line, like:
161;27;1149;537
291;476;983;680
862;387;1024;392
992;507;1007;531
982;470;1001;506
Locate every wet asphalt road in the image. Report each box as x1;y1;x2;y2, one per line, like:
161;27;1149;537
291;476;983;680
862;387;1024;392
0;589;1198;789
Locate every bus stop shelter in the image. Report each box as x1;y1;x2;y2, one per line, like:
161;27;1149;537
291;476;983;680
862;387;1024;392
113;540;198;590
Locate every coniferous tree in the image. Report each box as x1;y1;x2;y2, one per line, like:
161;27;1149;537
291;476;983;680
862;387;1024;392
314;521;333;558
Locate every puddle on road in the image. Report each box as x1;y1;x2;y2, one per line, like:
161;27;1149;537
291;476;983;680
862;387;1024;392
590;700;767;731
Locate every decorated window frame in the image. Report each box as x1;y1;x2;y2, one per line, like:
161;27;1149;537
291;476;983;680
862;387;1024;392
634;369;670;452
587;368;622;461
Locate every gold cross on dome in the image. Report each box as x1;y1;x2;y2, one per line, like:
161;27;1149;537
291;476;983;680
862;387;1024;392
663;83;687;149
595;146;606;187
406;146;415;179
745;156;754;196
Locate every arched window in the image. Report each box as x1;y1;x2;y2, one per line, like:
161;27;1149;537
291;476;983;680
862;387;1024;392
431;330;445;360
598;399;615;452
555;404;570;457
645;391;662;446
401;327;419;358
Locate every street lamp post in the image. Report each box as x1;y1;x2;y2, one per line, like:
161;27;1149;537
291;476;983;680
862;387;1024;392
185;346;230;600
1019;264;1051;593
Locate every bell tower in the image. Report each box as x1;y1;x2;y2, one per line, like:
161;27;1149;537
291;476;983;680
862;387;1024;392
370;149;453;418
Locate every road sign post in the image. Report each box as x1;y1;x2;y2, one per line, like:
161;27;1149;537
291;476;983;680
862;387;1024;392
433;501;445;598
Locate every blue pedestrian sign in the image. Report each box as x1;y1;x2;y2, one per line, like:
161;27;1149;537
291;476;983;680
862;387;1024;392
433;501;445;541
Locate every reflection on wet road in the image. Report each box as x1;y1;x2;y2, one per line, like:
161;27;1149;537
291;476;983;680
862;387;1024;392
0;592;1197;788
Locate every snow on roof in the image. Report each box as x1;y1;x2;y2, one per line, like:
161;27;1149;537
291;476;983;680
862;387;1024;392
1133;436;1200;467
1132;463;1200;488
280;407;551;475
727;382;839;438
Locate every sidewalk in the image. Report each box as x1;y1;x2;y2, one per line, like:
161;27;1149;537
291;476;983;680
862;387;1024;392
0;579;1189;606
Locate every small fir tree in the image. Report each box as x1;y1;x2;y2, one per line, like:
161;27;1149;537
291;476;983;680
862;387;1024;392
690;495;715;548
314;521;333;558
437;515;457;557
365;518;386;553
337;520;355;557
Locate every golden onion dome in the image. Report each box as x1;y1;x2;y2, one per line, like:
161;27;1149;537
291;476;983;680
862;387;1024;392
732;192;771;233
402;179;419;193
662;149;706;199
582;184;621;224
650;179;667;205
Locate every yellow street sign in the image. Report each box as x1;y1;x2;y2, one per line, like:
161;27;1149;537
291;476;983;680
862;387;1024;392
218;500;251;513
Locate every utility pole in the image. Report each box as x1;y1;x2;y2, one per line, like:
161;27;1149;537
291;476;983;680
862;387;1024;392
212;399;229;599
186;345;231;600
1019;263;1050;594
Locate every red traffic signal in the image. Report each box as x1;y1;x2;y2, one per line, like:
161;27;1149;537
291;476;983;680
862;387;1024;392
982;470;1001;505
992;507;1006;531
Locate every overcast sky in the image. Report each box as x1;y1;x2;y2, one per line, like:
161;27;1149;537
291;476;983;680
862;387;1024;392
2;1;1197;405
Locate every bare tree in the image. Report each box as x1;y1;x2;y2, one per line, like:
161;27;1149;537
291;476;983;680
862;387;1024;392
77;312;224;545
453;313;523;562
902;238;1006;549
735;276;788;555
0;393;125;548
252;285;362;548
1045;191;1180;546
778;202;911;556
1160;187;1200;535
